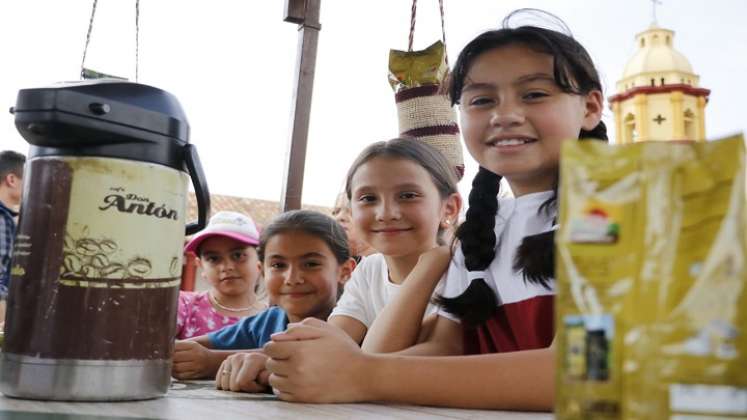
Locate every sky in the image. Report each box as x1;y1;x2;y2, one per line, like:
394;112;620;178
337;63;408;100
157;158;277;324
2;0;746;207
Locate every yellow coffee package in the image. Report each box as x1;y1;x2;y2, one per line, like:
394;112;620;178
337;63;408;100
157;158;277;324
555;135;747;419
556;140;644;419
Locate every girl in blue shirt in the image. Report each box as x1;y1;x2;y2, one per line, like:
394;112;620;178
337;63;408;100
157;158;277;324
171;210;355;384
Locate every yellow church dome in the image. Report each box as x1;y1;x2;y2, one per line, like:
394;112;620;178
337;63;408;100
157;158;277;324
622;26;694;77
616;25;700;92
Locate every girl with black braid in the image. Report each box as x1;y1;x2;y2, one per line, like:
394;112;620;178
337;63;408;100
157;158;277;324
434;10;606;355
262;10;606;410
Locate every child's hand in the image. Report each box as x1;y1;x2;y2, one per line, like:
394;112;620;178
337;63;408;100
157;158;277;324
172;340;214;379
416;245;452;274
215;352;270;393
264;318;370;403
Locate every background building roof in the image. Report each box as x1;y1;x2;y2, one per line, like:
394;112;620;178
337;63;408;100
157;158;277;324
187;192;331;230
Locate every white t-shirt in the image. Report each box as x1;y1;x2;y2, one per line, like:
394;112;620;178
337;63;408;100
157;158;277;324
331;253;444;328
439;190;557;322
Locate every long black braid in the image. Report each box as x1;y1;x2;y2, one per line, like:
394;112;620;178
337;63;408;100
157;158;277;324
436;167;501;325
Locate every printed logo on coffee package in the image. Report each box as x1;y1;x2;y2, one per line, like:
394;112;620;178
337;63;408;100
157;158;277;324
569;203;620;244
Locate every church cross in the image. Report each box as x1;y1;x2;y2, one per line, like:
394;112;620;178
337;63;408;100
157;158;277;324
651;0;663;25
653;114;667;125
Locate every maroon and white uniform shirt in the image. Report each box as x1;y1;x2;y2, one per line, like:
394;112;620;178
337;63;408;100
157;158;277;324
439;191;556;354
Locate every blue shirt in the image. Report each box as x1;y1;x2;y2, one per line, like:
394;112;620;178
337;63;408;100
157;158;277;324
207;306;289;349
0;201;18;298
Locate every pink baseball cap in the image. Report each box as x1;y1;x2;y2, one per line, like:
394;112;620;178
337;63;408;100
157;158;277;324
184;211;260;254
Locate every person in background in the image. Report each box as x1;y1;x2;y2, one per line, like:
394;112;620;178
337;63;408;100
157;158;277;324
0;151;26;321
171;210;355;386
175;211;266;340
331;192;374;263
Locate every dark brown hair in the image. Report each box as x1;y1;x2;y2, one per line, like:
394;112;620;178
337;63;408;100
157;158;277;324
345;138;458;202
257;210;350;264
0;151;26;180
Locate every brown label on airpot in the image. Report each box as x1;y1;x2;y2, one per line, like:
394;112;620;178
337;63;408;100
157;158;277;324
5;157;188;360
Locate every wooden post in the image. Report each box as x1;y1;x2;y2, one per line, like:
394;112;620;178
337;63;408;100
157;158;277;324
180;252;197;292
281;0;321;211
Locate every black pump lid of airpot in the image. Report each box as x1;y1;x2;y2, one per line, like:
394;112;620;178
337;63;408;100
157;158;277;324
12;79;190;171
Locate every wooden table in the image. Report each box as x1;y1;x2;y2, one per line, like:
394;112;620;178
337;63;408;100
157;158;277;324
0;380;554;419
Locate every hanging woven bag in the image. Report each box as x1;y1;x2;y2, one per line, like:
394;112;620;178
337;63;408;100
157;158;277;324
388;0;464;180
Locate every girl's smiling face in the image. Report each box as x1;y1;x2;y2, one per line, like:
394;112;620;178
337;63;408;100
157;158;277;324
198;236;260;297
458;43;603;196
349;156;458;259
263;231;354;323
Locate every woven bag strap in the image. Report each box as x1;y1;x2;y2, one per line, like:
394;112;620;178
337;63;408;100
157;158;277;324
80;0;141;81
407;0;449;67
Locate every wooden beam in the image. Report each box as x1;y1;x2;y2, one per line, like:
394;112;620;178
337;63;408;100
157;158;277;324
283;0;305;24
280;0;321;211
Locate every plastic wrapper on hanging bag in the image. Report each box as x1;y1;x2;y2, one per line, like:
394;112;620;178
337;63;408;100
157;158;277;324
389;40;448;90
389;40;464;180
555;134;747;419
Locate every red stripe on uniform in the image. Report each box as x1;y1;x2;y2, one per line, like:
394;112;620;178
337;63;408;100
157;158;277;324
463;295;555;354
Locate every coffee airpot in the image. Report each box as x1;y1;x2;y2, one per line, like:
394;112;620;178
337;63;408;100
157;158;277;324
1;80;210;400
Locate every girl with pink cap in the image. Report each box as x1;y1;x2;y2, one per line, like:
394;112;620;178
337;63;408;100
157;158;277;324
175;211;266;340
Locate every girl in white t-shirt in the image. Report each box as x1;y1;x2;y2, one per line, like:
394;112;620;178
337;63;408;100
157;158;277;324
327;138;461;345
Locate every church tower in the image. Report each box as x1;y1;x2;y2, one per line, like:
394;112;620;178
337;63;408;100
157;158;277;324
609;24;710;143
